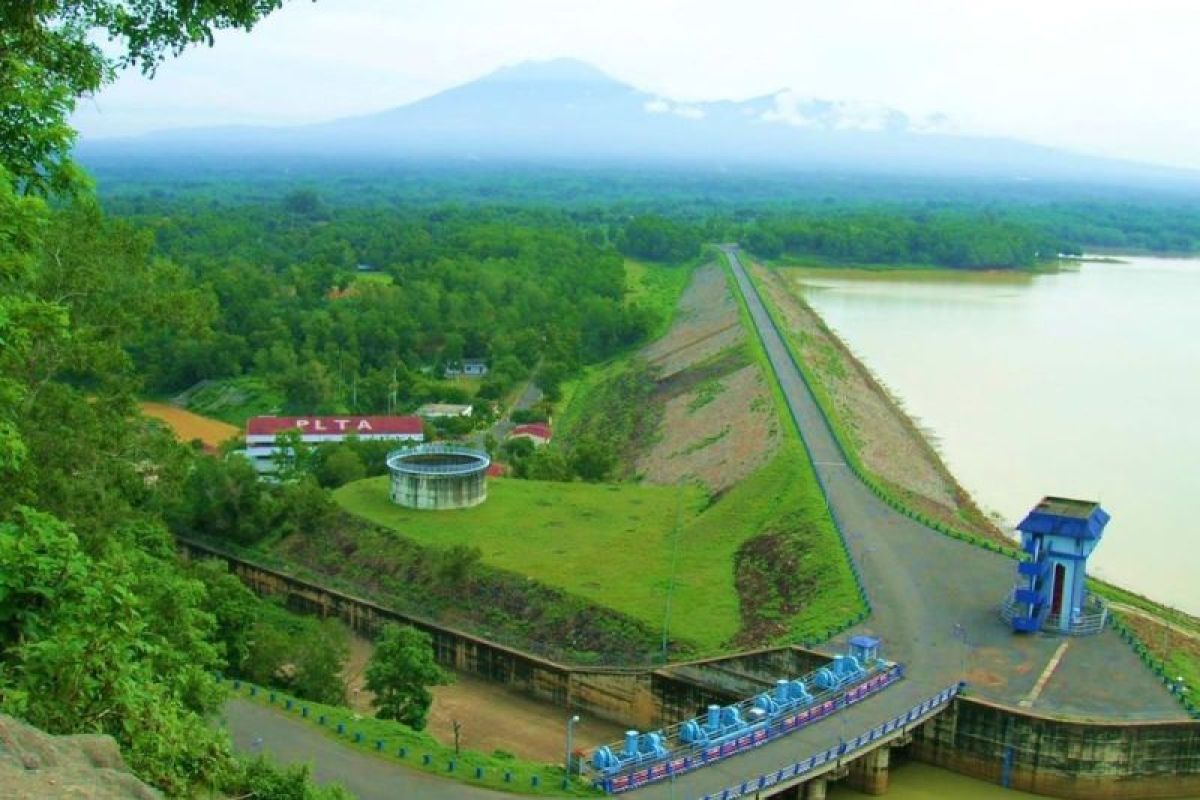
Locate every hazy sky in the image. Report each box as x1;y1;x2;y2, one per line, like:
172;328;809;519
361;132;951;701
72;0;1199;169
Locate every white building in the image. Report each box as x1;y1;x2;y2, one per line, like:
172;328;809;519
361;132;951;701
416;403;474;419
444;359;488;378
244;415;424;472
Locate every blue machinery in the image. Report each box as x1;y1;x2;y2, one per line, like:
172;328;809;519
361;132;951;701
588;637;903;794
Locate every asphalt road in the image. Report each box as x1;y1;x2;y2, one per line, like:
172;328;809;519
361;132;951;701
221;698;508;800
220;248;1183;800
625;248;1187;800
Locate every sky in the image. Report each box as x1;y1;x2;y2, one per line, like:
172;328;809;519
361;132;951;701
71;0;1200;169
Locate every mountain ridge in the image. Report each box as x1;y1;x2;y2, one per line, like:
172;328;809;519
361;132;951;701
77;57;1199;187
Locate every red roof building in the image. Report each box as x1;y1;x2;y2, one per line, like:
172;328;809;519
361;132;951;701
246;415;423;447
508;422;552;445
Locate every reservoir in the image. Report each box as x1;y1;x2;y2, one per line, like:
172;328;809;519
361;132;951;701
788;255;1200;615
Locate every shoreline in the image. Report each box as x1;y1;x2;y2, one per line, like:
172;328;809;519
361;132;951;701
750;259;1200;635
749;260;1009;544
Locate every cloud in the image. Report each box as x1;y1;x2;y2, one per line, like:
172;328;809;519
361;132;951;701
760;90;919;133
643;97;706;120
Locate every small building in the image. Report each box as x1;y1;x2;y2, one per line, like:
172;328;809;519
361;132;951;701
1002;496;1110;635
245;415;423;473
417;403;474;419
444;359;489;379
508;422;552;447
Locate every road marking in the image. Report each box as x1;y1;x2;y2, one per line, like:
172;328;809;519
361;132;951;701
1020;641;1070;708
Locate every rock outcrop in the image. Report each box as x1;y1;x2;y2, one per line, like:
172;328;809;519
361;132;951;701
0;714;160;799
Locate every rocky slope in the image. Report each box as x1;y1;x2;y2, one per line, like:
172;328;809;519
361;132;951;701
0;714;159;800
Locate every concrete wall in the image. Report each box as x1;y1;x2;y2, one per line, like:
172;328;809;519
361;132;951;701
187;540;1200;799
911;696;1200;799
390;469;488;510
182;539;728;729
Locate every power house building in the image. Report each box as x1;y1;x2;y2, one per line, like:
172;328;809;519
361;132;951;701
244;415;424;473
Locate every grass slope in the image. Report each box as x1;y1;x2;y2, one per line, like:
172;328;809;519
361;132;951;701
624;258;695;340
336;477;728;648
182;376;284;426
337;254;863;653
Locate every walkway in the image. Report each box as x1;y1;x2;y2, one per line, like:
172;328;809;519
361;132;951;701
221;698;505;800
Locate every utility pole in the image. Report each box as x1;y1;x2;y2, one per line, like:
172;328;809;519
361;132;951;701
564;715;580;788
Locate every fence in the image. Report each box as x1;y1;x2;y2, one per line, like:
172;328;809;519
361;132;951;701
693;682;965;800
1109;612;1200;719
594;664;904;794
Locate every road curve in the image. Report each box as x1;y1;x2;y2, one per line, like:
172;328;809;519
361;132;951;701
220;249;1184;800
221;698;509;800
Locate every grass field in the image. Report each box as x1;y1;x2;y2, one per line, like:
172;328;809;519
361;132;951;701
140;402;240;449
335;477;729;647
337;446;859;652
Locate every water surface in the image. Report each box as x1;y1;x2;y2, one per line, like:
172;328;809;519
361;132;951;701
789;256;1200;614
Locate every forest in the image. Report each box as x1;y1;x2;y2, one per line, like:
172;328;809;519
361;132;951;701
4;3;1200;799
119;197;658;414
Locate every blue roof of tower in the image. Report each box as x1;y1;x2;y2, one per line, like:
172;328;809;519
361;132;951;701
1017;496;1110;539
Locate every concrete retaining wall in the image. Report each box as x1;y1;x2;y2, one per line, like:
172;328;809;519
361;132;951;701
181;539;742;729
911;696;1200;799
186;539;1200;798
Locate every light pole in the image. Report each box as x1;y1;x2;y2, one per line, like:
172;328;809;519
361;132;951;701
564;715;580;788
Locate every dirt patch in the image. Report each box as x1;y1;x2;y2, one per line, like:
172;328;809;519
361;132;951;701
643;263;745;379
633;264;779;492
340;635;625;763
732;530;821;648
751;262;1005;542
139;402;240;451
638;363;779;493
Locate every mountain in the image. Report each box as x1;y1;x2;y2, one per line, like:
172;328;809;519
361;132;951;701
78;58;1198;186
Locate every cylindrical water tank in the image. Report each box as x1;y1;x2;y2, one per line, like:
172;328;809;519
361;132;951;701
624;730;639;757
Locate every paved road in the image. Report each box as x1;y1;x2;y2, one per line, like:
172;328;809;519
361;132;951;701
219;248;1184;800
489;379;544;443
722;247;1181;717
221;698;508;800
623;248;1188;800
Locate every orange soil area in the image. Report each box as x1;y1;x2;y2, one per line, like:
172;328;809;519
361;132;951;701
140;402;240;450
341;636;626;763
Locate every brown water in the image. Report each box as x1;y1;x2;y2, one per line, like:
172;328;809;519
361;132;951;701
830;761;1041;799
831;760;1200;800
790;256;1200;614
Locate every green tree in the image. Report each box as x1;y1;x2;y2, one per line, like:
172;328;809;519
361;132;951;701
242;605;350;707
315;444;367;488
0;508;229;794
364;624;450;731
570;436;617;482
1;1;286;193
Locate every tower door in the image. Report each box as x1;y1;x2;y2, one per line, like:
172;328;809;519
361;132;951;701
1051;563;1066;616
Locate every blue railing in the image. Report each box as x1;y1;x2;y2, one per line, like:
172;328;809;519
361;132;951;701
693;682;965;800
595;664;905;794
385;444;491;476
